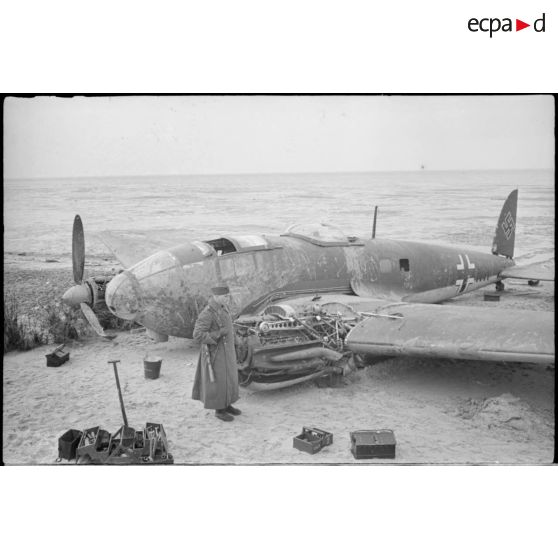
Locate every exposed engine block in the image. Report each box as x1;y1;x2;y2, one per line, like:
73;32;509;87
234;302;363;386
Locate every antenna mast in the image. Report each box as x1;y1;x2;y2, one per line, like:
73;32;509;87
372;206;378;239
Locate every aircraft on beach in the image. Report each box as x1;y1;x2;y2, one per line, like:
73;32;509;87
62;190;554;389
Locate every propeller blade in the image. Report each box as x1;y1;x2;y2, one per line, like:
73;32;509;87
80;303;116;339
72;215;85;284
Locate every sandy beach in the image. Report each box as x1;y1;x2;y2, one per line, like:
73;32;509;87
3;259;554;465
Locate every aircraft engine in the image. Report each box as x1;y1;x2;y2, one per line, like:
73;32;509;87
233;303;363;387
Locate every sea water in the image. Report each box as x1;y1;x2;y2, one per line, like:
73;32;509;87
3;169;554;265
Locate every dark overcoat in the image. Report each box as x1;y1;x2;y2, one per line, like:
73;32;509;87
191;297;239;410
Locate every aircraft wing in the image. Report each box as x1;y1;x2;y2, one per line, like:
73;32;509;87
345;303;554;364
500;261;555;282
97;231;180;268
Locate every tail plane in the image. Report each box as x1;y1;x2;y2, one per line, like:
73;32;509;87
492;189;517;259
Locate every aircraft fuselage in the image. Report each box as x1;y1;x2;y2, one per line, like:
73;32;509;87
105;227;514;338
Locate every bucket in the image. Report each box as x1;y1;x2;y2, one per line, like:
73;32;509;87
144;356;162;379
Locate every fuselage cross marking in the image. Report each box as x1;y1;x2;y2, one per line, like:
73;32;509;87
455;254;475;294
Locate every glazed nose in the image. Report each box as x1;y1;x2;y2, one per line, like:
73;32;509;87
105;271;140;321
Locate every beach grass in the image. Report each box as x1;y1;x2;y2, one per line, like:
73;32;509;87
4;293;46;352
4;265;135;353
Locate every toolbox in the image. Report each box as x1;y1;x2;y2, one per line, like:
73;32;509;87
293;427;333;454
46;344;70;367
350;430;396;459
72;423;174;464
58;429;83;460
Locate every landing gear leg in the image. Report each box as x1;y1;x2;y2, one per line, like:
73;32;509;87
495;280;505;292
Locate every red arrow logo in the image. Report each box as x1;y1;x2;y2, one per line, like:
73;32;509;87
516;19;530;31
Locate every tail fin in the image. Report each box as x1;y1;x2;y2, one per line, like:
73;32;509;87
491;189;517;259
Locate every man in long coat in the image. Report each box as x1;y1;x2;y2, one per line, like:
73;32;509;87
192;284;241;422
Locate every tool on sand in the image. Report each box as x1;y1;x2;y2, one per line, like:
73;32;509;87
108;360;128;427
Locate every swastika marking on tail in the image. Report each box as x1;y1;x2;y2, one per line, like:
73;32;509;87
502;211;515;240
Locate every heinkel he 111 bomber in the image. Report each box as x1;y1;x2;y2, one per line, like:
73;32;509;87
63;190;554;389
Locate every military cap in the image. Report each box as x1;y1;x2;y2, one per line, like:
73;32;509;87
211;284;230;295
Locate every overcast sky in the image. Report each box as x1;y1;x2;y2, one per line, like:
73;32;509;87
3;95;554;179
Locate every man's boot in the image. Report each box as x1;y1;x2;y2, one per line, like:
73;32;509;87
215;409;234;421
225;405;242;416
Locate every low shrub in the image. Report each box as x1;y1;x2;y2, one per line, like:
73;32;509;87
4;293;136;353
44;302;84;344
3;294;46;352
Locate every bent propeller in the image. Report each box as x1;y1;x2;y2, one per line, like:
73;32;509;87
62;215;115;339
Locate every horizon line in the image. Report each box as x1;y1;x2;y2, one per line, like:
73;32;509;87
4;167;554;182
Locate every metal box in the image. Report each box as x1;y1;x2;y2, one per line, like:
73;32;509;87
46;344;70;367
58;429;83;460
293;427;333;454
350;430;396;459
483;293;500;302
